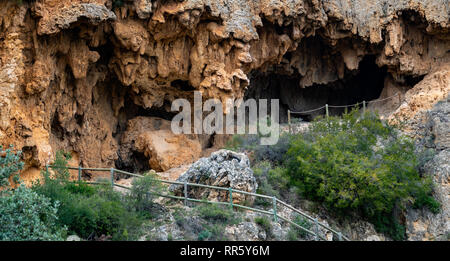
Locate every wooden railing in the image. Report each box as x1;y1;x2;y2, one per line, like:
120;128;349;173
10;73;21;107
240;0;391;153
46;164;350;241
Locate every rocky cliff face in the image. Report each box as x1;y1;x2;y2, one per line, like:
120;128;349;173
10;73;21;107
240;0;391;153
0;1;448;183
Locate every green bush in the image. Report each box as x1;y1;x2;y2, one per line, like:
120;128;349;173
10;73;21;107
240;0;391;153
197;224;229;241
31;151;164;240
33;172;124;239
0;146;66;241
288;215;312;240
194;203;240;241
226;133;292;165
127;174;163;218
0;185;66;241
33;171;152;240
253;161;290;204
51;151;72;181
172;208;204;240
0;145;24;188
196;203;239;224
197;229;212;241
254;216;272;236
285;110;440;240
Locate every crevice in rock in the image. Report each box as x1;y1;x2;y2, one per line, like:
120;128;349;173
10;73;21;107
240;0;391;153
51;112;64;140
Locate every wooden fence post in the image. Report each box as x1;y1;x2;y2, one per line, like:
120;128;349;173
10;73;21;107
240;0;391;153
287;109;291;134
272;197;278;222
338;232;342;241
78;166;82;182
45;164;49;175
314;218;319;241
325;104;329;118
229;187;233;210
110;168;114;186
363;100;366;114
184;181;188;206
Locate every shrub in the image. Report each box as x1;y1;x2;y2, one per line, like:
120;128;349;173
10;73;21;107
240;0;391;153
196;203;239;224
51;150;72;181
254;216;272;236
197;224;228;241
0;145;24;188
35;178;146;240
173;208;204;240
127;174;163;218
253;161;290;200
288;215;312;240
285;110;440;240
227;133;292;165
0;185;66;241
31;152;163;240
252;134;292;164
194;203;239;241
252;161;293;207
197;229;212;241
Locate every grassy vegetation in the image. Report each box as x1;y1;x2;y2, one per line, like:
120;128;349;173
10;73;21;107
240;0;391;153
30;151;165;240
171;203;241;241
0;149;165;241
254;216;273;237
196;203;241;241
287;215;312;241
229;109;440;240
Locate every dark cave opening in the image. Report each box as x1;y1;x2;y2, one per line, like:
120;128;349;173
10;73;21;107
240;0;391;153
246;55;388;122
170;79;196;91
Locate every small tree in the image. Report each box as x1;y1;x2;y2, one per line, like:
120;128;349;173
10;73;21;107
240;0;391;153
0;145;24;188
52;150;72;181
0;145;66;241
0;185;67;241
127;174;164;217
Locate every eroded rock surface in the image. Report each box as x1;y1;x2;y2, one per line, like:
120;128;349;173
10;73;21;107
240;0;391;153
119;116;201;171
0;0;448;184
405;95;450;241
169;150;258;204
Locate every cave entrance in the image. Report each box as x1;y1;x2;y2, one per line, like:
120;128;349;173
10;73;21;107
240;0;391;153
246;55;387;122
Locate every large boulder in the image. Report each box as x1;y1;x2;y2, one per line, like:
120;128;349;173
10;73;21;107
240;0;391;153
169;150;258;204
118;116;201;172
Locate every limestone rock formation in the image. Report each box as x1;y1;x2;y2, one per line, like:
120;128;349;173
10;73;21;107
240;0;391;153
405;95;450;241
0;0;448;184
34;1;117;35
388;65;450;126
169;150;258;204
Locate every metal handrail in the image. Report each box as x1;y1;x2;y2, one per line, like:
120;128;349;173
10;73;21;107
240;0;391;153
46;164;350;241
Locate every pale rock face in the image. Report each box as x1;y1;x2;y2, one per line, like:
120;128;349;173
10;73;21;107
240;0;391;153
119;116;202;172
405;96;450;241
136;130;201;172
35;1;117;35
0;0;448;185
225;221;264;241
388;65;450;127
169;150;258;204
